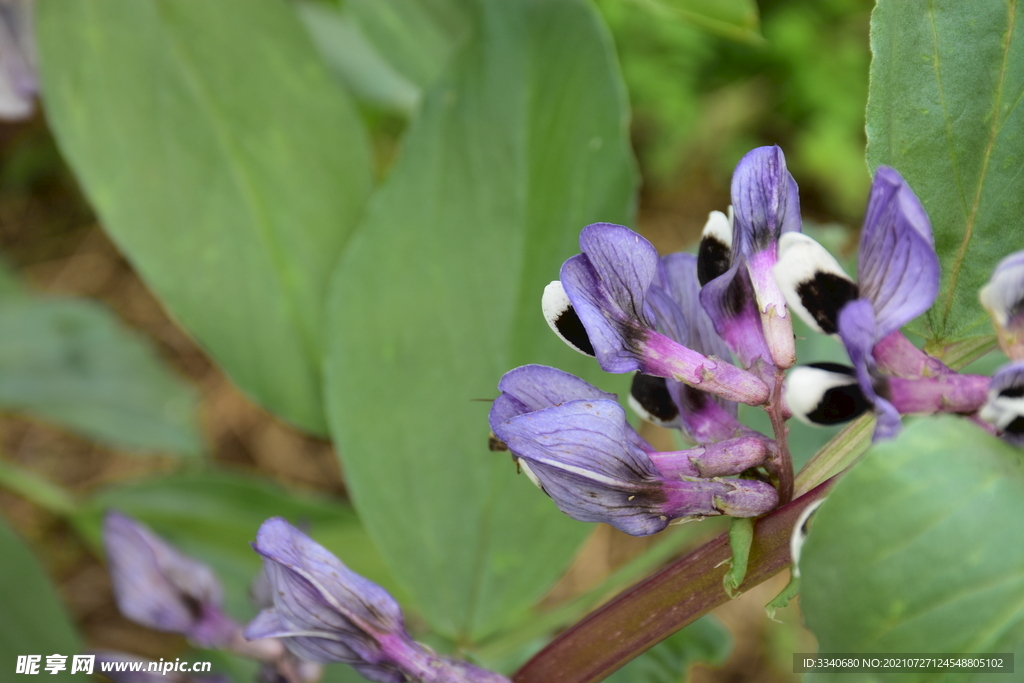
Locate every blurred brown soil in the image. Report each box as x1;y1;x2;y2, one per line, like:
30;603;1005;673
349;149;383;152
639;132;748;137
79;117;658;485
0;118;811;680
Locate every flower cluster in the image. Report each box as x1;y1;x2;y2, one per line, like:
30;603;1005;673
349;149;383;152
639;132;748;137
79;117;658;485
492;145;1020;537
102;512;507;683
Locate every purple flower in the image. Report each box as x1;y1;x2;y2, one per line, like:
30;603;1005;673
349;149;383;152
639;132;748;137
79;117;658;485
700;147;801;369
244;518;508;683
629;252;753;443
543;223;769;405
0;0;36;121
775;166;939;440
980;362;1024;445
103;511;238;648
489;365;778;536
980;250;1024;361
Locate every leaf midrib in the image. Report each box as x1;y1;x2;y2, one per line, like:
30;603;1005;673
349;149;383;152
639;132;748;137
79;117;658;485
938;0;1019;334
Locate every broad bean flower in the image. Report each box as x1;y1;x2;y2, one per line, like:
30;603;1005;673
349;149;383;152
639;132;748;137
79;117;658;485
245;518;509;683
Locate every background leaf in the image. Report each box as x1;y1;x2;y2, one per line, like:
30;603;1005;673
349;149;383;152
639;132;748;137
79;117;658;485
37;0;373;434
0;516;81;681
801;416;1024;682
74;470;400;620
0;297;201;455
603;615;732;683
325;0;637;641
867;1;1024;343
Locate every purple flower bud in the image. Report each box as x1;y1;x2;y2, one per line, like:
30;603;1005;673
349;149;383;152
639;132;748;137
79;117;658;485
980;362;1024;445
489;366;778;535
103;511;238;648
245;518;509;683
0;0;37;120
980;250;1024;361
550;223;769;405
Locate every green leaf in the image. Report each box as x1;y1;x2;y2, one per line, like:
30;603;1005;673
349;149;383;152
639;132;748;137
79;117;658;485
723;517;753;597
867;1;1024;343
0;516;81;681
325;0;637;641
0;297;201;455
74;470;400;619
801;416;1024;682
37;0;374;434
603;616;732;683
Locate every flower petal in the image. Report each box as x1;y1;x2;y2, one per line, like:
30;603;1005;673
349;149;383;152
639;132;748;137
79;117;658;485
857;166;939;339
731;146;801;255
837;300;902;440
775;232;859;335
783;363;870;426
980;361;1024;445
541;280;596;357
699;261;771;368
979;249;1024;360
696;210;733;286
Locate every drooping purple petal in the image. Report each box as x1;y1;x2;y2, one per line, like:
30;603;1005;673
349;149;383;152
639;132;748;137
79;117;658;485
837;300;902;441
857;166;939;340
102;511;237;648
559;224;659;373
493;399;671;535
658;253;733;362
250;518;404;658
979;249;1024;361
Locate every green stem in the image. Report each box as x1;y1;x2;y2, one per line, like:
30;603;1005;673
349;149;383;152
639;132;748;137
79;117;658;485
0;458;78;516
511;481;834;683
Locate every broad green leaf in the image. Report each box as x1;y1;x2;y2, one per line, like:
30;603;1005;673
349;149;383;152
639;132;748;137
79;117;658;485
37;0;373;434
74;470;401;619
604;616;731;683
0;516;81;681
0;297;201;455
325;0;637;641
801;416;1024;682
867;1;1024;343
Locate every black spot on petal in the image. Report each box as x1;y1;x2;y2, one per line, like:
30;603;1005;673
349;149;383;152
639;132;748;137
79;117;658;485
805;383;870;425
795;272;860;334
554;304;596;356
698;236;731;286
630;373;679;423
1006;415;1024;436
806;362;856;376
999;385;1024;399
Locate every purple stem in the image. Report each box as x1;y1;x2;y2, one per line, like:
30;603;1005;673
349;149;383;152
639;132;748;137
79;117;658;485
512;481;833;683
887;373;989;415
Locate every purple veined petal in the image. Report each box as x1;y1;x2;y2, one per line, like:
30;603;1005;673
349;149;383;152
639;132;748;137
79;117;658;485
0;0;36;121
699;260;771;368
980;361;1024;445
647;283;689;346
857;166;939;340
493;399;675;536
491;364;653;456
541;280;596;357
103;511;237;648
774;232;859;336
559;224;660;373
658;252;733;362
782;363;870;427
979;249;1024;361
666;378;746;443
746;247;796;368
696;209;733;287
730;146;801;255
837;300;902;441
